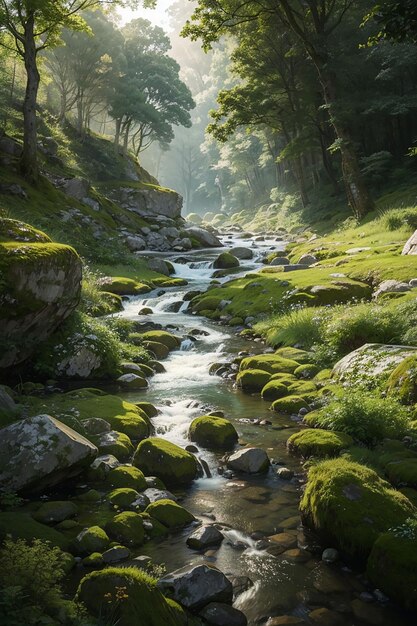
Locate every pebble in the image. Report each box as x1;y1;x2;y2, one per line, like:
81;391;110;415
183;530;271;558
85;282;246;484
277;467;294;480
321;547;339;563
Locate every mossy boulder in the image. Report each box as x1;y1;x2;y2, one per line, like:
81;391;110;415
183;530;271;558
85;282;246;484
82;552;104;567
108;465;147;491
32;500;78;524
0;512;69;549
275;347;311;363
367;530;417;612
213;252;239;269
108;488;141;508
106;512;145;547
133;437;198;487
240;355;299;374
287;429;353;458
261;381;289;401
117;373;148;389
192;296;222;313
77;567;186;626
294;364;320;379
73;526;110;555
236;369;271;392
189;415;238;450
101;277;150;296
385;459;417;488
300;459;416;562
272;395;310;414
145;499;195;528
0;220;82;369
91;430;134;461
387;355;417;404
136;401;158;418
142;341;170;360
269;373;297;386
140;331;181;350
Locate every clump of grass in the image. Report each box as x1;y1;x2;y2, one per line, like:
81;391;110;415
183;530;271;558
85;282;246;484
255;306;331;349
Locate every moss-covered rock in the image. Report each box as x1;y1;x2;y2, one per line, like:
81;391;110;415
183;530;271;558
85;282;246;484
145;499;195;528
0;222;82;369
387;355;417;404
240;355;300;374
106;512;144;547
100;277;151;296
91;430;134;461
385;459;417;488
136;401;158;418
82;552;104;567
77;567;186;626
189;415;238;450
367;530;417;611
32;500;78;524
140;331;181;350
275;347;311;364
287;429;353;458
0;511;69;549
73;526;110;555
142;341;170;360
314;368;333;383
269;373;297;386
236;369;271;392
261;380;289;401
213;252;239;269
108;488;141;509
133;438;198;487
108;465;147;491
300;459;416;562
294;364;320;379
272;395;310;414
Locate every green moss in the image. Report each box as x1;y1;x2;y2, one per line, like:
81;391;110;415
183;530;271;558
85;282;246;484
287;381;317;395
294;364;320;379
300;459;416;562
240;355;300;374
314;368;333;383
367;530;417;612
287;428;353;458
108;488;141;509
106;512;144;547
192;296;223;312
136;401;158;418
77;566;186;626
107;465;147;491
236;368;271;392
133;437;198;487
73;526;110;555
272;395;310;414
213;252;239;269
385;459;417;488
0;512;69;549
145;499;195;528
140;331;181;350
142;341;170;360
261;381;289;401
91;431;134;461
82;552;103;567
100;277;151;296
0;217;51;243
275;347;311;363
387;355;417;404
189;415;238;450
269;373;297;386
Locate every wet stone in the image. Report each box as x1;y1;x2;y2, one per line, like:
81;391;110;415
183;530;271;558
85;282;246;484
313;564;351;594
199;602;247;626
309;607;345;626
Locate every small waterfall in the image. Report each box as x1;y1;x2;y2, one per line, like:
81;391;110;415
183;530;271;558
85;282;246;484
180;338;194;351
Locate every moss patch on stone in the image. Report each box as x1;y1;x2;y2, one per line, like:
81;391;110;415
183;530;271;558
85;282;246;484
261;381;289;401
240;355;300;374
0;512;69;549
387;355;417;404
236;369;271;392
287;428;353;458
106;512;144;547
107;465;147;491
145;499;195;528
272;395;310;414
133;437;198;487
189;415;238;450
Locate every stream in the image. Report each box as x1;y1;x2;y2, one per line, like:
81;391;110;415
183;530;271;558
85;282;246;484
112;232;413;626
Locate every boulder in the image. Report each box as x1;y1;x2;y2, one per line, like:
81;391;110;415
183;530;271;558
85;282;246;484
143;488;178;503
74;525;110;554
199;603;247;626
117;373;148;389
147;258;173;276
185;226;222;248
157;564;233;610
77;567;186;625
62;177;90;200
0;415;97;492
333;343;417;384
126;235;146;251
133;437;198;487
227;448;270;474
33;500;78;524
83;417;111;435
102;545;131;564
298;254;317;265
0;220;82;368
213;252;239;269
91;430;133;461
373;279;410;299
269;257;290;266
229;247;253;260
189;415;238;450
106;512;145;547
187;525;224;550
145;499;195;528
111;185;183;219
402;229;417;255
0;387;19;423
0;135;22;156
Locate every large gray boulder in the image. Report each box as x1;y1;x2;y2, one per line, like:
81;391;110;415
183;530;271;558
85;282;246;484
0;415;97;492
333;343;417;383
126;235;146;251
113;186;183;219
186;524;224;550
199;603;247;626
373;279;410;299
227;447;270;474
157;564;233;610
229;247;253;260
402;230;417;255
0;219;82;368
185;226;222;248
62;177;90;200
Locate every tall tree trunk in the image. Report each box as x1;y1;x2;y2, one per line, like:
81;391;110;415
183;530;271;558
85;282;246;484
114;118;121;150
318;67;374;219
21;15;40;184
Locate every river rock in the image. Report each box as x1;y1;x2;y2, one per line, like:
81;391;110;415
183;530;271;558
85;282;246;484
117;373;148;389
112;185;183;219
0;415;97;492
298;254;317;265
126;235;146;251
0;387;19;420
277;467;294;480
185;226;222;247
147;258;173;275
229;247;253;260
0;219;82;368
402;229;417;255
227;447;270;474
322;548;339;563
270;257;290;266
199;602;247;626
143;488;178;503
187;525;224;550
102;545;131;564
373;279;410;298
33;500;78;524
88;454;120;481
157;564;233;610
83;417;111;435
333;343;417;382
62;177;90;199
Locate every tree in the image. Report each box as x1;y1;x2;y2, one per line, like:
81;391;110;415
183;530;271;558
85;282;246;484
183;0;375;219
0;1;149;183
366;0;417;45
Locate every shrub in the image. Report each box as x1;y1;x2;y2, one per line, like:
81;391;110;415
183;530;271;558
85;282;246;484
255;306;329;350
315;391;410;446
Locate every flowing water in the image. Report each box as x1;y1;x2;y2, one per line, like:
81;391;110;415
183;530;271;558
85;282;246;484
115;233;410;626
